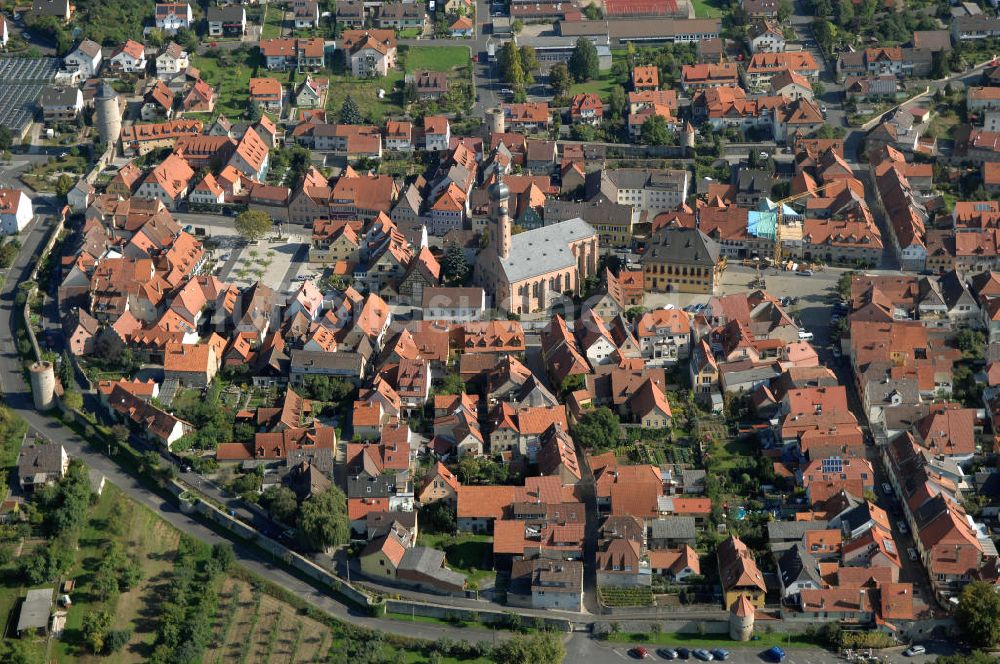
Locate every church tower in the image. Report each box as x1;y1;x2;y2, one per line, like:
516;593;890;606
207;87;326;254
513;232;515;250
489;170;511;260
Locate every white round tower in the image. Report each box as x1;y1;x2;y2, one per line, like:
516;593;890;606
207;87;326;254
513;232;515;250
682;121;696;149
487;107;505;135
95;82;122;151
729;593;755;642
30;361;56;411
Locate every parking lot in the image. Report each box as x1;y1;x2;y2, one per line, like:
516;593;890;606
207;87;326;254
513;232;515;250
644;264;844;344
565;638;950;664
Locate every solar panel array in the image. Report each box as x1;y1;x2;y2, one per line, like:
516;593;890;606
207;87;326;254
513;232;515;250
0;57;63;137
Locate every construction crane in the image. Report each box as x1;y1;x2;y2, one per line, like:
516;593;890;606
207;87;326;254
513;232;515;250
750;181;841;288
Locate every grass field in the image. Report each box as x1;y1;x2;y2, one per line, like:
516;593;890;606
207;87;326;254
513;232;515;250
568;75;618;100
325;70;406;121
403;45;470;73
51;485;181;663
203;578;330;663
691;0;725;17
261;5;286;38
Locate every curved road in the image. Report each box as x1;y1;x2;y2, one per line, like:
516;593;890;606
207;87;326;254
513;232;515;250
0;215;505;645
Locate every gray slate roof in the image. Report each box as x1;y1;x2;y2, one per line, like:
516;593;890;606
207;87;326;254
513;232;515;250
777;543;823;590
647;516;697;540
17;588;52;633
766;519;830;543
646;227;720;266
398;546;467;587
497;217;596;283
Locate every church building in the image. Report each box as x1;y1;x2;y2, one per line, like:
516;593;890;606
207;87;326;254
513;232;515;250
474;172;599;316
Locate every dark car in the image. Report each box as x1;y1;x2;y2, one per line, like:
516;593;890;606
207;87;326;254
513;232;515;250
765;646;785;662
711;649;730;661
629;646;650;659
657;648;677;660
676;648;691;660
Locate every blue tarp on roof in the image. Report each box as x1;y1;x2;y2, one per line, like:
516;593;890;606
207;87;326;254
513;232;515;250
747;211;777;240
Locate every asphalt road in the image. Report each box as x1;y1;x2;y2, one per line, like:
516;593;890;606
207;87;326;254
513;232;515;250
570;639;952;664
0;216;515;647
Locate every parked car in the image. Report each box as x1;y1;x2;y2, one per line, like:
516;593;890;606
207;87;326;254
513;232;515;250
908;547;918;561
798;269;814;276
676;648;691;660
657;648;678;660
692;649;714;661
765;646;786;662
798;330;814;341
882;483;893;495
897;520;908;534
903;645;926;656
630;647;651;659
711;649;730;661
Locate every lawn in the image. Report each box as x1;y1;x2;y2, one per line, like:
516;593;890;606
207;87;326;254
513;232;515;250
568;75;617;100
325;70;406;121
261;4;286;38
710;437;757;471
606;630;821;650
190;50;262;120
691;0;725;17
416;532;495;586
403;45;470;73
399;27;423;39
925;109;960;140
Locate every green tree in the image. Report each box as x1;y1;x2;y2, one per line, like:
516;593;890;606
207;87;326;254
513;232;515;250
103;629;133;655
812;19;835;55
640;114;673;146
339;95;363;124
520;45;539;84
61;389;83;411
500;40;526;90
55;174;74;198
568;37;600;83
931;50;948;79
298;487;349;551
778;0;793;20
302;374;355;402
935;653;997;664
234;209;272;243
956;581;1000;648
491;633;565;664
548;62;572;97
624;306;646;323
569;407;621;450
0;126;12;152
110;424;130;457
511;18;524;33
212;542;236;572
82;610;114;654
835;0;854;28
261;485;299;523
441;242;470;285
435;371;466;395
608;85;627;119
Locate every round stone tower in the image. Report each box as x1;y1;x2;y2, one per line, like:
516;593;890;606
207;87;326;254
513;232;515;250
29;361;56;411
729;593;755;642
682;121;696;149
487;107;505;135
95;82;122;151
